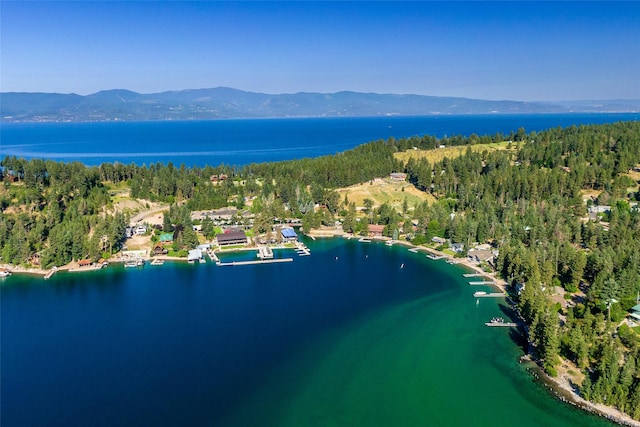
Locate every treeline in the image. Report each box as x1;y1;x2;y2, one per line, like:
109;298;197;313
2;120;640;419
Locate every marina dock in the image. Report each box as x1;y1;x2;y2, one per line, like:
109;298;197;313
295;242;311;256
218;258;294;267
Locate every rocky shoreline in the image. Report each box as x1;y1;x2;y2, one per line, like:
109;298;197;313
523;356;640;427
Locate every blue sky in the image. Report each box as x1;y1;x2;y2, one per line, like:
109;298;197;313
1;1;639;101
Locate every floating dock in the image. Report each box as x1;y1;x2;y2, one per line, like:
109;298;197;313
218;258;294;267
469;281;496;285
408;248;419;253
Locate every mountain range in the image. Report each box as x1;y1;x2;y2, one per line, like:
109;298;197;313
1;87;639;122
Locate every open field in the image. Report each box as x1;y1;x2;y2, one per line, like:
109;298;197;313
394;141;513;164
337;178;435;211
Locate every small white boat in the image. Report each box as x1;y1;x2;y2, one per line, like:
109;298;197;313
0;270;11;278
474;291;487;297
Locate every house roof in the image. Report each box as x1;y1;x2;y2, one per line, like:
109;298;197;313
368;224;385;233
188;249;202;261
160;233;174;242
216;229;247;243
631;304;640;312
281;227;297;238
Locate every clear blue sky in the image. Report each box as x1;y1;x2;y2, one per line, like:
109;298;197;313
1;1;639;101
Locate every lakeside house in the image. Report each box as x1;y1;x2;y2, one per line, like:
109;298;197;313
153;244;168;256
467;248;494;264
629;304;640;322
216;229;248;247
431;236;446;244
368;224;385;238
451;242;464;253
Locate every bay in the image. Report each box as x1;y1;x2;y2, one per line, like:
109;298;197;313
1;113;637;167
1;239;615;426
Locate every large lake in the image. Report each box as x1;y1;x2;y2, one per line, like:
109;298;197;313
0;239;617;426
1;113;637;167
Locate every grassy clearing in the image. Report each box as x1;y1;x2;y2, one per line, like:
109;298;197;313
394;141;513;164
337;178;435;210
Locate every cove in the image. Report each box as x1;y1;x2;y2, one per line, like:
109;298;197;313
1;238;615;426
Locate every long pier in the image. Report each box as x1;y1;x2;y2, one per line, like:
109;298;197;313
218;258;294;267
469;281;496;285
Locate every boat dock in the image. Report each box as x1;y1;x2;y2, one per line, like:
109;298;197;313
485;322;522;327
257;246;274;259
408;248;419;253
295;242;311;256
207;249;220;263
44;269;57;279
427;254;445;260
474;292;507;298
218;258;294;267
463;273;484;277
469;281;496;285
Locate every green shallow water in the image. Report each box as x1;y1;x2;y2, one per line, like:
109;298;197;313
1;239;617;426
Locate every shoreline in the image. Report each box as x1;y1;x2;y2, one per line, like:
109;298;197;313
523;356;640;427
3;230;638;425
303;227;638;426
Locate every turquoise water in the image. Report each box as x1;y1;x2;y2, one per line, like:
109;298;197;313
1;114;637;167
1;239;615;426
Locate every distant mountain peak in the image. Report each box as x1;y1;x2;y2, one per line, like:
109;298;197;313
1;88;638;122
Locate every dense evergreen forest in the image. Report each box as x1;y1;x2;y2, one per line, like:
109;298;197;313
2;121;640;419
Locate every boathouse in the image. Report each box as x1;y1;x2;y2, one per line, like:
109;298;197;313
368;224;385;238
280;227;298;242
188;249;202;263
216;229;248;247
78;259;93;267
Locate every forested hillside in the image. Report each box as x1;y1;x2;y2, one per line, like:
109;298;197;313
2;121;640;419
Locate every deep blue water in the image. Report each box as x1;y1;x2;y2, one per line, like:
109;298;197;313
1;240;616;426
1;114;637;167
